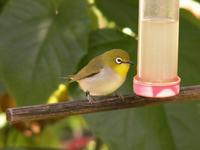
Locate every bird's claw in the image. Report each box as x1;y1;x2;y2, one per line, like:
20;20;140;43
86;91;95;104
115;92;125;101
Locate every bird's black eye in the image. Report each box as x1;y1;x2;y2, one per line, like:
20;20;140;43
115;57;122;64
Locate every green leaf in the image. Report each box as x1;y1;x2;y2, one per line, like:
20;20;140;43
95;0;138;31
180;9;200;30
0;82;5;93
0;0;91;105
85;13;200;150
0;0;8;14
179;10;200;85
83;29;137;65
194;0;200;3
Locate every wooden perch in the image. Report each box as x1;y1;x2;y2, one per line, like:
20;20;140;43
6;85;200;124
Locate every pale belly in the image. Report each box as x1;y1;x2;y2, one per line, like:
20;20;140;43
78;68;126;96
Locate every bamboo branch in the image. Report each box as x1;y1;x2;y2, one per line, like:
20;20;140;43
6;85;200;124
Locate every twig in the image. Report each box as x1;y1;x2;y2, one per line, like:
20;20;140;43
6;85;200;124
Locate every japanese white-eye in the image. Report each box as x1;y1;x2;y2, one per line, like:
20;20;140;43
66;49;133;102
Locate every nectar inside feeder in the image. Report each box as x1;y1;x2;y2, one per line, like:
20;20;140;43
134;0;181;98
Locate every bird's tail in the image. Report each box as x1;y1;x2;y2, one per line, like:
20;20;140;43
61;75;75;83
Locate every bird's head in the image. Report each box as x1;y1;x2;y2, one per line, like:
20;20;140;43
102;49;133;77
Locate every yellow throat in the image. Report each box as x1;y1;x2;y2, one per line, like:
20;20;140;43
113;63;130;78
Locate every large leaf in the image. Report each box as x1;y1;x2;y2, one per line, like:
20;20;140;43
0;82;5;94
0;0;8;14
178;11;200;85
0;0;91;105
84;13;200;150
95;0;138;31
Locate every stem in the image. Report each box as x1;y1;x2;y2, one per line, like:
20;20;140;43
6;85;200;124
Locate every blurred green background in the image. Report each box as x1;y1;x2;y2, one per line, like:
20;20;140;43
0;0;200;149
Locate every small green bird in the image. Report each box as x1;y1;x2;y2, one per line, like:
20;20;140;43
67;49;133;103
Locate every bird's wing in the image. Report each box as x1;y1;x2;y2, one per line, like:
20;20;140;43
69;56;103;82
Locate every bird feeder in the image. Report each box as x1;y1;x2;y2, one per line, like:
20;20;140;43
134;0;180;98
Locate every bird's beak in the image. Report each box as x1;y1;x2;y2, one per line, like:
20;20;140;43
122;60;134;65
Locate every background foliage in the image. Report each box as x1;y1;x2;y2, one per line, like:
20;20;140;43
0;0;200;150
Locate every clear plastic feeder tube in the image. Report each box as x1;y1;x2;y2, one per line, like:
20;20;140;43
134;0;180;98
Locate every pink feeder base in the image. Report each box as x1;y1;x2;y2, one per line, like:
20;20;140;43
133;76;181;98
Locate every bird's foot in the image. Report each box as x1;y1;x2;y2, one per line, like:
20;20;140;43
86;91;95;104
114;92;125;101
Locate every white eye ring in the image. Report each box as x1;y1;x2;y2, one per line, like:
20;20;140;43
115;57;122;64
